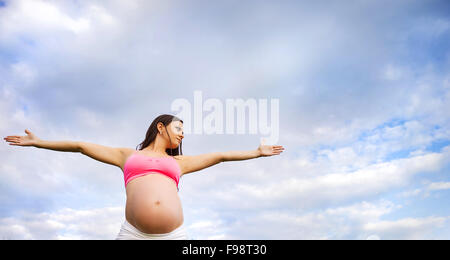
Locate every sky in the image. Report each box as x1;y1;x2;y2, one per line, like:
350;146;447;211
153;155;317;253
0;0;449;239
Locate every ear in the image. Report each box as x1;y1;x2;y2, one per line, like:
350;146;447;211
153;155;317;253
157;122;165;134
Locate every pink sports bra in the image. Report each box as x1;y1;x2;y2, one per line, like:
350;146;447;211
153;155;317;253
123;151;182;189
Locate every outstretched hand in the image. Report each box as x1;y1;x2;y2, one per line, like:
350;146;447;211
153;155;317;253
258;139;285;157
4;129;40;147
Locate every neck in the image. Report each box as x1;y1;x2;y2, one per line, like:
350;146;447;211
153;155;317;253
143;138;168;156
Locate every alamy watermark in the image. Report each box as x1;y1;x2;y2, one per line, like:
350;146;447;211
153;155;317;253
171;90;279;144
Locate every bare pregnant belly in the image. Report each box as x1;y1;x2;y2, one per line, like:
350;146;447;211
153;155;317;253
125;174;184;234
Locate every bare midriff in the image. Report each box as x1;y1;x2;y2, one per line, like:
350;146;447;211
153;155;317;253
125;174;183;234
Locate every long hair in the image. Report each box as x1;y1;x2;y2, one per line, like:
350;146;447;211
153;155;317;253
136;114;183;156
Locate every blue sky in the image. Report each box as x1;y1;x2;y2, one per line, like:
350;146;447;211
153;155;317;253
0;0;449;239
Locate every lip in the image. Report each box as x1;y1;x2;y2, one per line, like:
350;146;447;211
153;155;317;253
177;138;182;142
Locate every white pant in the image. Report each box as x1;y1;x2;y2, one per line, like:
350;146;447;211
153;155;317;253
116;219;189;240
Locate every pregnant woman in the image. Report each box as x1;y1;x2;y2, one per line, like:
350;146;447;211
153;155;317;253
4;114;284;240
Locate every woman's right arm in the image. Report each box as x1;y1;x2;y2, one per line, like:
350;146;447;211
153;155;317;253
4;129;81;152
35;139;81;152
4;129;126;169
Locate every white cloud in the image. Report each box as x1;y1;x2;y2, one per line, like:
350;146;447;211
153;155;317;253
428;182;450;191
398;180;450;199
0;206;124;239
197;200;447;240
381;64;407;81
0;0;121;38
11;62;36;86
0;82;45;136
409;16;450;39
74;107;104;129
325;200;398;222
193;148;449;211
363;216;448;240
0;0;90;36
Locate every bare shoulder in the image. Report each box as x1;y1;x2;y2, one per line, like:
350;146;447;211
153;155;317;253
173;154;194;162
120;147;136;157
173;155;189;175
117;147;136;170
78;143;136;171
173;155;186;160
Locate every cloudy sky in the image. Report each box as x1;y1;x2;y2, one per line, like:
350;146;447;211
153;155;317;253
1;0;449;239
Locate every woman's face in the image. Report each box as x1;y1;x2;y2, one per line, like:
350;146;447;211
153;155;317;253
164;121;184;149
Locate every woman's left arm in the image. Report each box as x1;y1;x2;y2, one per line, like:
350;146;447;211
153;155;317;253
222;144;285;161
178;144;284;175
221;149;260;162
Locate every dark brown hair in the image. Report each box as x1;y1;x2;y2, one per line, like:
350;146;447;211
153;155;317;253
136;114;183;156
